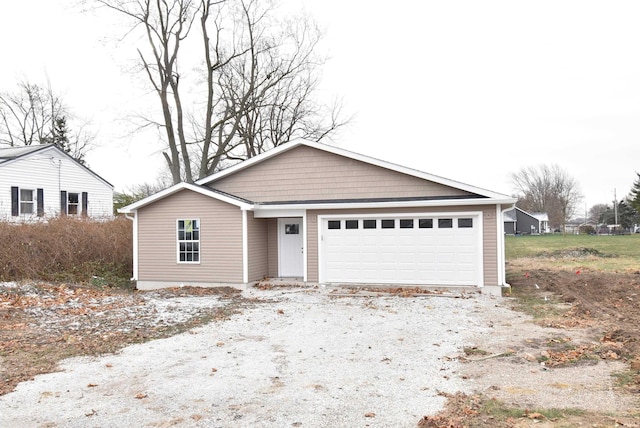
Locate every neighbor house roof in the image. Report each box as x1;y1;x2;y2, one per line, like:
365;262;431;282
0;144;113;188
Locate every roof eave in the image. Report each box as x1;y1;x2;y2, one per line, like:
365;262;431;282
253;197;518;212
196;139;512;200
118;182;253;213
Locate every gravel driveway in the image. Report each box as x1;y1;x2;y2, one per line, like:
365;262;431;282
0;286;498;427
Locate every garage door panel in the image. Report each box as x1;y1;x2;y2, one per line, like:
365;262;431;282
322;215;481;286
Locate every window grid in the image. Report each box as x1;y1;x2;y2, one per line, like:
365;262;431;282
177;219;200;263
19;189;34;215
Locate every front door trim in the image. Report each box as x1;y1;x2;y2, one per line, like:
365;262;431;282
278;217;305;278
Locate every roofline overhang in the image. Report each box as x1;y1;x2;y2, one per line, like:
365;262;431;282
195;139;512;200
118;182;253;214
252;197;518;212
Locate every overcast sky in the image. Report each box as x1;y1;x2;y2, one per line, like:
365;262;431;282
1;0;639;209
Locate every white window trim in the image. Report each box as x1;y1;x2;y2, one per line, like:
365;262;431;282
19;188;36;216
176;218;201;264
67;192;80;216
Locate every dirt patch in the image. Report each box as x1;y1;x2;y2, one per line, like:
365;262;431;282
0;282;252;396
421;268;640;426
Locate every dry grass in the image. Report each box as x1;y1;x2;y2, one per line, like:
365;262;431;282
0;217;132;286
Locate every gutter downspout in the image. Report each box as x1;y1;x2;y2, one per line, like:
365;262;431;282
498;203;516;289
124;213;138;282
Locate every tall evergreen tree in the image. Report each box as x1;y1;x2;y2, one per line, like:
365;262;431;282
629;172;640;212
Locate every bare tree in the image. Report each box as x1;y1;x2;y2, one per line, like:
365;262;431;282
93;0;348;184
0;80;92;163
510;164;583;232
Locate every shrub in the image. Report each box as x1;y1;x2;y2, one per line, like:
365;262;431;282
0;217;132;286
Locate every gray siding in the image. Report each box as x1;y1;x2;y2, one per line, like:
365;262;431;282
137;190;243;284
307;205;499;286
247;214;269;281
209;145;474;202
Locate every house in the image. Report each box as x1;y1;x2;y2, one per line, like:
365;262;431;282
0;144;113;221
503;207;549;235
119;141;517;296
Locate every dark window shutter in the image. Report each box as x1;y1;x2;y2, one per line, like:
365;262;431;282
81;192;88;216
60;191;67;215
11;187;18;216
37;188;44;217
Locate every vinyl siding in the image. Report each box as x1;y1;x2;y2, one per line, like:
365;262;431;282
247;214;268;281
0;146;113;220
306;205;499;286
267;218;278;277
209;145;474;202
137;190;243;283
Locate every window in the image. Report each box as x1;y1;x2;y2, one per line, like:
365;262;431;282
399;219;414;229
458;218;473;228
345;220;359;229
328;220;341;230
177;219;200;263
419;218;433;229
381;219;395;229
363;219;377;229
285;224;299;234
67;193;79;215
438;218;453;228
19;189;35;215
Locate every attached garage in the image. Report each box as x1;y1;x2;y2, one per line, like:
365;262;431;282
319;213;483;286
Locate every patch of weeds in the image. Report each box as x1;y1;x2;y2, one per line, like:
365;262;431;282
463;346;490;357
511;294;568;320
612;369;640;391
537;247;614;259
418;393;588;427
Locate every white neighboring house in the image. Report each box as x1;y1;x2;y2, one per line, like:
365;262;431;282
0;144;113;221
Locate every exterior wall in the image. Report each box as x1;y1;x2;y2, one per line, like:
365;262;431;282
515;210;539;234
247;213;269;282
267;218;278;277
306;205;499;286
137;190;243;284
504;221;516;235
209;145;474;202
0;146;113;221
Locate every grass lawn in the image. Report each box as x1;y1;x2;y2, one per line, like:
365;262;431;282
505;233;640;272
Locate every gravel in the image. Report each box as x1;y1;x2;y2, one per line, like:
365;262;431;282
0;287;502;427
6;288;635;427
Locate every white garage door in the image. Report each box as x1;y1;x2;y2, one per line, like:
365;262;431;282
320;214;482;285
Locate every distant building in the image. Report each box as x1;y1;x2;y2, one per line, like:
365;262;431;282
503;207;550;235
0;144;113;221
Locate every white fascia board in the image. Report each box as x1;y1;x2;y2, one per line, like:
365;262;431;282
118;182;252;213
253;208;306;218
254;197;517;212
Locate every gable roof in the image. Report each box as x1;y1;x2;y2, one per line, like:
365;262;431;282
121;140;517;214
503;207;548;222
0;144;113;188
196;140;512;200
118;182;253;213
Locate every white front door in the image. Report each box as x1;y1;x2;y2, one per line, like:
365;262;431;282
279;218;304;277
